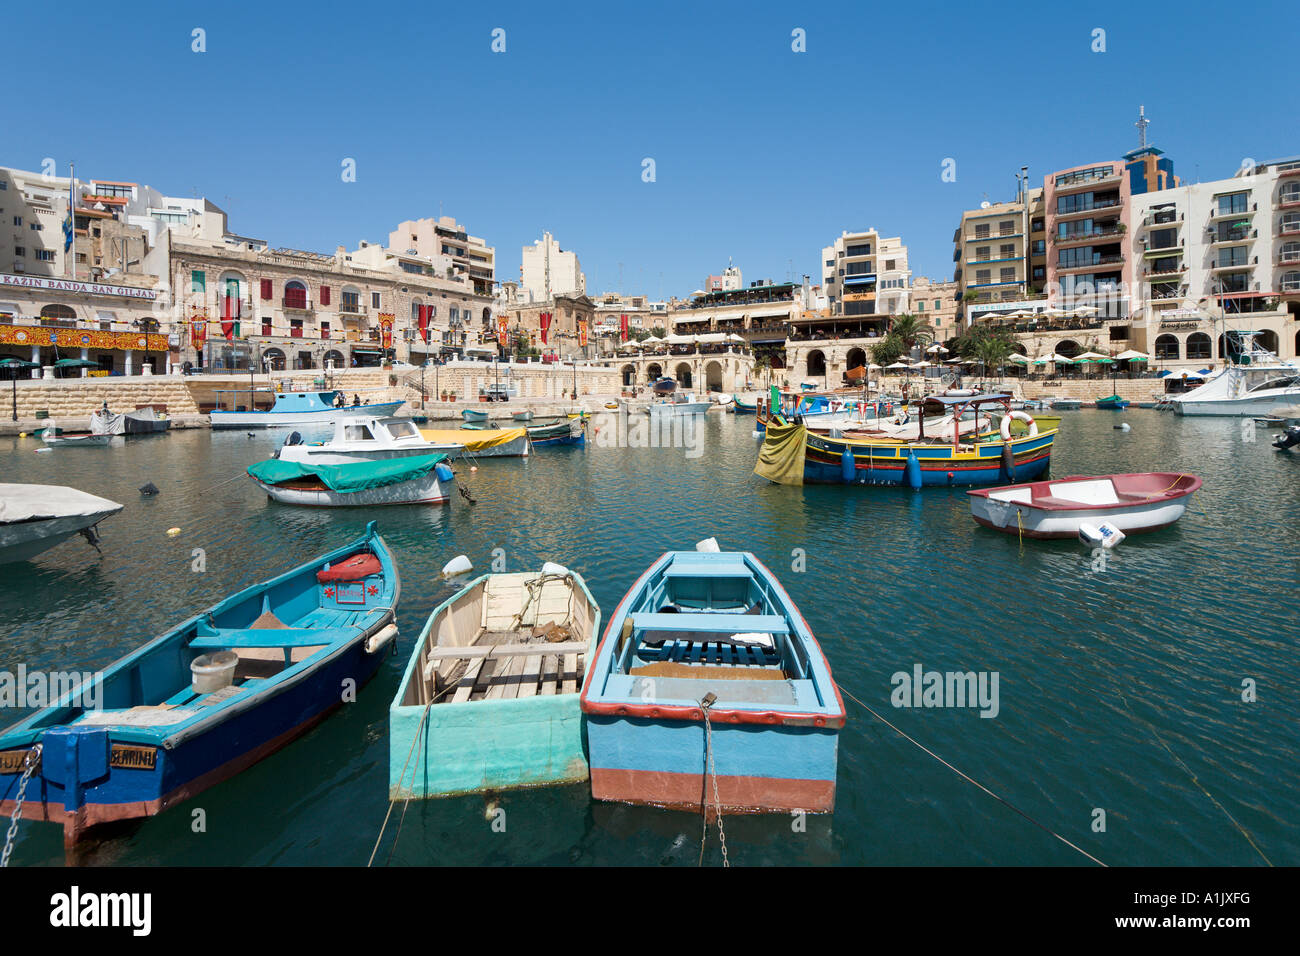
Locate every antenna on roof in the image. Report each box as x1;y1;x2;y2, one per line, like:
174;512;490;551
1135;105;1150;149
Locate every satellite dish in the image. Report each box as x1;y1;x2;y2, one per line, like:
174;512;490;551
980;201;991;208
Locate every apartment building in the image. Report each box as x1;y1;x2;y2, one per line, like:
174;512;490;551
388;216;495;298
520;231;585;302
822;228;912;324
952;183;1046;324
911;277;960;339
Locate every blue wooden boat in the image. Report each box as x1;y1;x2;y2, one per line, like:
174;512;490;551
462;408;490;423
209;390;403;429
651;376;677;396
732;397;757;414
528;418;586;447
1095;394;1131;410
0;522;399;844
390;567;600;799
580;551;845;813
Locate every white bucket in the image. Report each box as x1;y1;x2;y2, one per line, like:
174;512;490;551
1078;521;1126;549
191;651;238;694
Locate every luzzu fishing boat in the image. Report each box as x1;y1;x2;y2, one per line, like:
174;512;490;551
580;550;845;813
732;396;757;414
390;566;600;799
527;418;586;447
755;390;1056;487
0;522;399;844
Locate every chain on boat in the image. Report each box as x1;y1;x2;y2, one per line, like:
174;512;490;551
697;694;729;868
1;744;41;868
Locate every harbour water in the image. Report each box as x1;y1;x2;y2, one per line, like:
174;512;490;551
2;410;1297;866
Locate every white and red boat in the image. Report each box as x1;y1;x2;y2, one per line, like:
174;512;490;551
967;473;1202;539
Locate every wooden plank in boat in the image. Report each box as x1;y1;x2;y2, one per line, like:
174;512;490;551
486;655;528;701
516;654;543;698
423;640;589;661
451;658;488;704
539;655;559;695
560;653;578;694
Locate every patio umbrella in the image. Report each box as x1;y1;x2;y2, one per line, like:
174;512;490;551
53;358;99;379
1114;349;1149;362
1007;353;1031;364
1073;351;1112;361
1;357;40;421
926;343;949;354
885;361;909;369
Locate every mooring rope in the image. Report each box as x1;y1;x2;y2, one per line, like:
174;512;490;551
1118;693;1272;866
697;695;729;868
836;684;1107;867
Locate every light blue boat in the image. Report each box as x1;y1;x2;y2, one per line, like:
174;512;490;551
462;408;490;423
390;567;600;799
209;389;404;429
580;550;845;814
0;522;399;844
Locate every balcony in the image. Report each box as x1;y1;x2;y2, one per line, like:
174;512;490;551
1281;277;1300;293
1140;211;1182;229
1279;250;1300;265
1055;225;1124;246
1144;263;1186;277
965;231;1021;242
1208;228;1256;245
1207;204;1255;223
1053;166;1118;191
1279;220;1300;237
1143;242;1185;258
1054;197;1121;219
1056;254;1124;273
965;255;1021;265
338;300;367;316
1210;257;1256;272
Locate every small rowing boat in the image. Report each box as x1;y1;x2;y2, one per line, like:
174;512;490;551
1095;394;1131;410
967;473;1202;538
462;408;489;423
248;453;455;506
390;566;600;799
0;522;399;844
528;418;585;447
581;550;845;813
0;484;123;564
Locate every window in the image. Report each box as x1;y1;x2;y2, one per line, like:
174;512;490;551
915;300;926;311
824;259;834;267
1150;228;1178;250
845;243;871;257
1000;267;1016;283
933;300;941;309
1031;217;1045;232
885;259;896;270
1031;240;1045;255
1216;192;1249;216
371;292;381;309
260;278;272;300
262;319;272;335
319;285;331;306
30;222;42;231
36;250;55;261
1000;244;1015;259
975;246;990;261
344;424;375;441
1032;266;1046;281
12;216;20;226
341;291;360;312
320;321;330;339
999;220;1014;234
13;246;24;256
976;269;991;285
974;224;990;239
0;181;6;190
191;270;205;293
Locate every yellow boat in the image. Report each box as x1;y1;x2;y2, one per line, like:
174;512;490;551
418;427;530;458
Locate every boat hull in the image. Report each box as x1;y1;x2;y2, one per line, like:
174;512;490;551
802;430;1055;486
210;401;404;429
968;472;1200;538
254;472;451;507
970;496;1191;538
1172;393;1300;417
0;512;119;564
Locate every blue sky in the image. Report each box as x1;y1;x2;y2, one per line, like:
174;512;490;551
9;0;1296;298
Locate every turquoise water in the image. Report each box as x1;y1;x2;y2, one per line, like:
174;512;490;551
2;410;1297;866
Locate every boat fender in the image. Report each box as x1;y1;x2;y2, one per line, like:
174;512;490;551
1078;521;1126;550
695;537;721;553
1000;442;1015;479
541;561;571;576
999;411;1038;440
944;388;977;397
365;623;399;654
840;447;855;483
442;554;473;577
1117;423;1131;432
434;463;455;482
905;453;922;489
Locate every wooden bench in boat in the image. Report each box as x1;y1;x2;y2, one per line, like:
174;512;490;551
188;626;352;650
630;612;788;635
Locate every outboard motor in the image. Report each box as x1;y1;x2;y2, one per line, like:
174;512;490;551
1273;425;1300;451
284;431;303;446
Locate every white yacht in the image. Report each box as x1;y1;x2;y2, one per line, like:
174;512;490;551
275;417;463;465
1169;332;1300;417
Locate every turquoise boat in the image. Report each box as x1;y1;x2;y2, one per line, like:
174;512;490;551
462;408;489;423
389;567;601;799
0;522;399;844
1095;394;1131;409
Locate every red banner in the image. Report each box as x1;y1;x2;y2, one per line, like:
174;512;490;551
417;304;430;344
539;311;551;345
619;313;628;342
221;293;239;341
497;315;508;347
378;313;394;350
189;308;208;351
577;318;588;348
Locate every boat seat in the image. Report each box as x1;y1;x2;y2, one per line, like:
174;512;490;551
631;612;788;635
662;563;751;579
189;626;354;649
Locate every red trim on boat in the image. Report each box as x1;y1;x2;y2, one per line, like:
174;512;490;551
317;552;383;582
590;766;835;813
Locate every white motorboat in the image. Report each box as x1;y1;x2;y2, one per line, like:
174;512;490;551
40;421;115;447
1169;332;1300;417
209;389;404;429
247;453;455;507
276;416;463;465
647;391;712;416
0;484;124;563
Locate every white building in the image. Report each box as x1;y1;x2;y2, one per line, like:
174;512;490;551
387;216;495;298
520;231;585;302
821;228;911;320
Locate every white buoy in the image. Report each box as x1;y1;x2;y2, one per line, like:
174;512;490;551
1078;521;1126;549
751;431;761;439
541;561;570;577
695;537;721;553
442;554;473;577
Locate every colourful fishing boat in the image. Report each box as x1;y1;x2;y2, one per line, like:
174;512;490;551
528;418;586;447
580;550;845;813
968;473;1202;538
0;522;399;844
732;396;757;414
390;567;600;799
755;391;1056;487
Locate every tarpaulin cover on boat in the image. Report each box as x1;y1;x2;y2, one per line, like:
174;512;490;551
418;427;527;452
0;484;124;524
247;453;447;492
754;421;807;486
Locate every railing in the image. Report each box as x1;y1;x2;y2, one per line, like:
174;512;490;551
1143;213;1182;227
1146;264;1185;276
1055;226;1124;244
1057;254;1124;269
1055;197;1120;215
338;301;366;315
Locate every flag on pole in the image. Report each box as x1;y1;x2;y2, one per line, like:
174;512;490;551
62;171;74;254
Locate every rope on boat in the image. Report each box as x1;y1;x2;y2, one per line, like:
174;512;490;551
1118;693;1272;866
697;694;729;867
1;744;41;868
836;685;1108;867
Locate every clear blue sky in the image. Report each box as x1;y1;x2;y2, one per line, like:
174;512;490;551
10;0;1295;299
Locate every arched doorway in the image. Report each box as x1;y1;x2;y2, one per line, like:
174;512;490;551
262;347;287;371
806;349;826;378
1154;334;1180;361
323;349;346;369
1258;329;1279;355
1186;332;1211;361
675;362;693;388
845;347;866;371
1054;339;1082;359
621;364;636;387
647;362;662;381
705;360;723;392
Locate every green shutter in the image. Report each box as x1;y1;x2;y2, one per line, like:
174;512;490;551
192;270;205;294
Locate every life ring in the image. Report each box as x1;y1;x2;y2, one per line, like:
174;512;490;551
1000;410;1038;440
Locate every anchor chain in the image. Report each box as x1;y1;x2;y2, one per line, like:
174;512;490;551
2;744;41;868
698;695;729;868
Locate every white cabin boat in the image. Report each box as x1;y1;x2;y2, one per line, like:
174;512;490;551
0;484;124;563
209;389;404;429
276;417;463;465
647;391;712;416
1169;332;1300;417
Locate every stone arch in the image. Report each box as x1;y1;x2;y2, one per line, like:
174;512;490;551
675;362;693;388
704;359;723;391
1186;332;1212;361
621;363;636;387
262;347;287;370
1054;339;1082;359
1154;333;1180;361
1257;329;1279;355
647;362;662;381
40;304;76;320
323;349;346;369
845;347;867;371
806;349;826;377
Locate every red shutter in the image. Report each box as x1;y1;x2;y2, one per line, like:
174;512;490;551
260;278;272;300
320;285;331;306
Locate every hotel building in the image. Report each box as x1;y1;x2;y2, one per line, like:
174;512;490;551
520;231;586;302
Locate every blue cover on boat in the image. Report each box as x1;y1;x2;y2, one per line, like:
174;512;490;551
247;453;447;492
